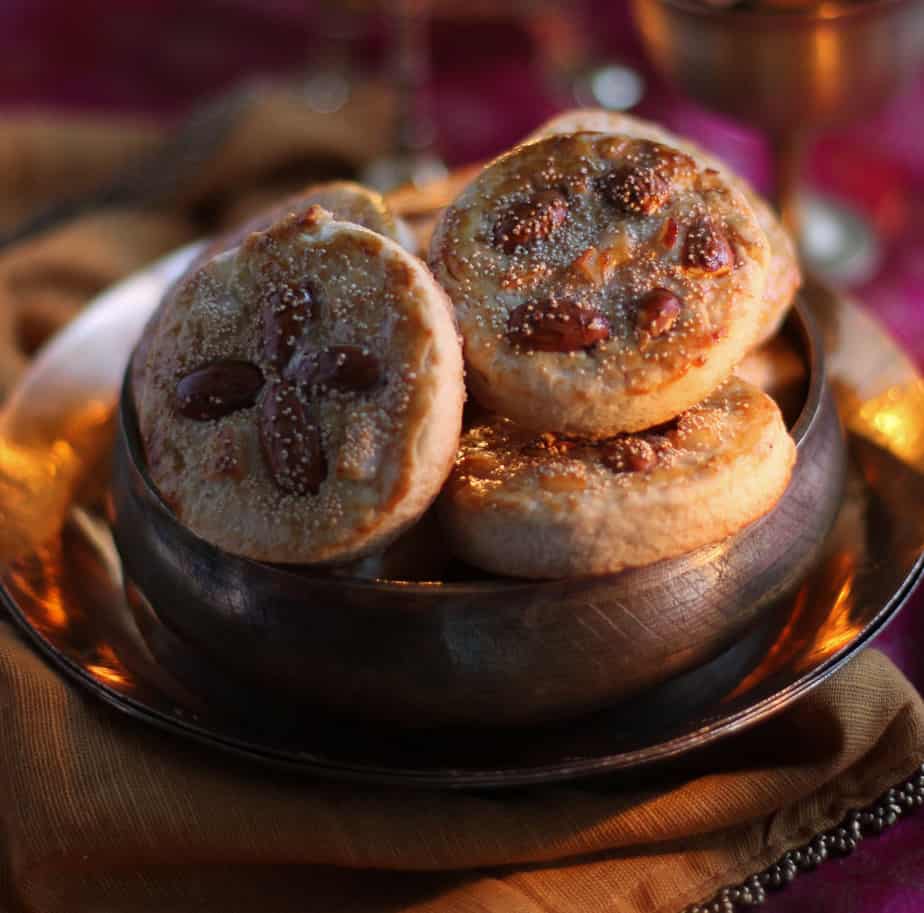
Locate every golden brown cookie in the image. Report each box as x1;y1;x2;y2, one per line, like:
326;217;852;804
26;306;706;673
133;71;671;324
736;333;807;426
527;110;800;347
440;377;796;578
133;182;414;399
430;132;770;434
133;206;464;564
201;180;414;262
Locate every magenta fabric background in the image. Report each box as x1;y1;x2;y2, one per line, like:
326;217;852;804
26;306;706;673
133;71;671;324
1;2;922;910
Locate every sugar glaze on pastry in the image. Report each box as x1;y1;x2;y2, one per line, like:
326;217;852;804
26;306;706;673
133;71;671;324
430;132;771;435
133;206;464;564
440;377;795;578
527;110;800;348
134;182;416;396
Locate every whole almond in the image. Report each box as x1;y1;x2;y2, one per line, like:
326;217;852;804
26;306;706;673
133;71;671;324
175;360;264;420
602;437;657;473
259;380;326;495
683;219;734;274
636;288;682;348
493;190;568;253
507;297;611;352
660;217;679;250
290;345;382;392
600;164;671;216
262;286;314;369
600;141;695;217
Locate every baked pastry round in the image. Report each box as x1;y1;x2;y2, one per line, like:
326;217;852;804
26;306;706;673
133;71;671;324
429;132;771;434
736;334;807;426
134;182;415;386
440;377;796;578
202;180;414;261
527;110;800;347
133;205;464;564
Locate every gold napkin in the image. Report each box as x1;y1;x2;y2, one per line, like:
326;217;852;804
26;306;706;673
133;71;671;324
0;92;922;913
1;629;921;913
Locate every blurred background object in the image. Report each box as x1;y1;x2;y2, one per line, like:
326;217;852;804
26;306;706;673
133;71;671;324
0;0;921;348
631;0;924;282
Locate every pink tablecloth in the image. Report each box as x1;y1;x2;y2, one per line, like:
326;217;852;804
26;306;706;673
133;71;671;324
1;2;922;910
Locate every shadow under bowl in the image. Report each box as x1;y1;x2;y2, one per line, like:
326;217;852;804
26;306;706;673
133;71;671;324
111;298;845;727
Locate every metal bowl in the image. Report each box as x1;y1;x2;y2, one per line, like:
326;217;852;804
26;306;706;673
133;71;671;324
110;298;845;727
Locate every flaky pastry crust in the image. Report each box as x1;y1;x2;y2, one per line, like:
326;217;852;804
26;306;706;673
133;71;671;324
527;110;800;348
440;377;796;578
134;206;464;564
430;132;770;434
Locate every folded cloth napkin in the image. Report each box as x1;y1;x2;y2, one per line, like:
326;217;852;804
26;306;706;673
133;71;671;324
1;627;922;913
0;92;923;913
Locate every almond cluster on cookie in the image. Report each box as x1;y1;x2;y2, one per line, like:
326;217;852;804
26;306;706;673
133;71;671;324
133;183;465;567
132;110;801;580
431;111;799;578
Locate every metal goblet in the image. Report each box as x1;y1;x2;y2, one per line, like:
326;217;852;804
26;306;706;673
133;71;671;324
630;0;924;279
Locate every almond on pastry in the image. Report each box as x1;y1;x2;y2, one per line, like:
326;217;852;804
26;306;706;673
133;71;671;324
439;377;796;578
526;109;800;349
429;132;771;436
132;181;417;401
132;205;464;565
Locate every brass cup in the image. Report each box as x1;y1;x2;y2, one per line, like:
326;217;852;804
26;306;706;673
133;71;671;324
630;0;924;131
630;0;924;236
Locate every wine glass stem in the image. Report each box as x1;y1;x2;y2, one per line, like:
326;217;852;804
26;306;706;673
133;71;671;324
393;0;432;157
771;131;806;243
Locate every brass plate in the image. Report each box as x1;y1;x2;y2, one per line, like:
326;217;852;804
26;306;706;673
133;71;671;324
0;246;921;788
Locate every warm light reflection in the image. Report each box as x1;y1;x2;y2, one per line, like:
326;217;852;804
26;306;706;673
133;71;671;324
817;1;845;19
852;381;924;469
6;541;68;631
0;436;74;482
810;17;842;110
4;521;136;694
87;643;131;688
724;549;862;701
61;400;115;453
40;585;68;631
0;395;115;563
95;643;120;666
0;436;79;564
813;553;860;658
724;582;811;701
86;664;128;687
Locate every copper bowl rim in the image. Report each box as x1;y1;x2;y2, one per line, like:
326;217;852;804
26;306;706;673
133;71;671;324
653;0;915;27
120;296;823;596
